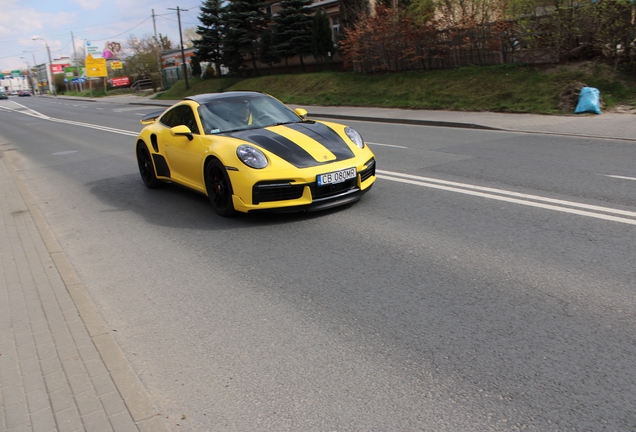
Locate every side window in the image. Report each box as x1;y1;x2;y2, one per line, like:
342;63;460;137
160;105;200;135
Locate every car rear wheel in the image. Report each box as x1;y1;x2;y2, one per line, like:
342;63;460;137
136;141;161;188
205;159;236;217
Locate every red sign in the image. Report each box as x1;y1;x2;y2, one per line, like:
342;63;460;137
51;64;69;74
111;76;130;87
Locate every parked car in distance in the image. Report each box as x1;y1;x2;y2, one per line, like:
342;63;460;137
0;91;7;99
18;90;31;97
10;90;18;96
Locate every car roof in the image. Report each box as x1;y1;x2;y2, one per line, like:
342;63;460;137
184;91;265;105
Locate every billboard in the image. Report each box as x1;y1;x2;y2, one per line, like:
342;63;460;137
51;64;69;74
85;40;102;59
86;40;122;60
85;55;107;77
64;67;86;78
110;76;130;87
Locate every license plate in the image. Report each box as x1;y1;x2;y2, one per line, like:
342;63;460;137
317;167;357;186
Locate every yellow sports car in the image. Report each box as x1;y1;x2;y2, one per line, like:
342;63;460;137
135;91;376;216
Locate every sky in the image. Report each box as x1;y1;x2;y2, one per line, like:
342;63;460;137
0;0;203;72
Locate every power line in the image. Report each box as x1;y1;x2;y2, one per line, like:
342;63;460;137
77;16;155;42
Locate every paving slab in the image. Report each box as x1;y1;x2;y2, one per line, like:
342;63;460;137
0;147;168;432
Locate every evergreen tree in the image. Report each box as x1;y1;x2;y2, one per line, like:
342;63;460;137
259;29;281;67
191;54;202;77
272;0;314;72
221;0;267;75
193;0;224;77
312;9;334;68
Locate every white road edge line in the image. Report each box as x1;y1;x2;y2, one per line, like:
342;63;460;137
378;169;636;218
378;173;636;225
367;142;409;149
605;174;636;181
8;103;635;225
6;101;138;137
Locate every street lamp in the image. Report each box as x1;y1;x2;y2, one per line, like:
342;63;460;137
22;50;38;95
22;50;37;67
20;57;34;94
32;37;57;96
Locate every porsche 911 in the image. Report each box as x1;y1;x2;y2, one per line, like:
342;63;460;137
135;91;376;216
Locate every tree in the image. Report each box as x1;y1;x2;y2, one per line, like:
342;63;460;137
272;0;314;71
124;34;162;87
191;54;203;77
183;27;201;48
157;33;173;50
221;0;267;75
312;9;334;68
259;29;281;67
339;0;371;30
194;0;224;77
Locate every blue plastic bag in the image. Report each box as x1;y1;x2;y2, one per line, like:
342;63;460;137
574;87;602;115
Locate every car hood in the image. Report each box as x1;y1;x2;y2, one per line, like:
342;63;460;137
224;121;355;168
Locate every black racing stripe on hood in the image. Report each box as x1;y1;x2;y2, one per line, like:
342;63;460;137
285;122;355;160
225;129;322;168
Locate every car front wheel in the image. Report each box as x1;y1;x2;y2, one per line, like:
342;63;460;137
205;159;236;217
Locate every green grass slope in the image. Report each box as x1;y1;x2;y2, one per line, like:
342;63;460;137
153;63;636;114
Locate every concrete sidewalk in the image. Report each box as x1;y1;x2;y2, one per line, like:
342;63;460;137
0;147;167;431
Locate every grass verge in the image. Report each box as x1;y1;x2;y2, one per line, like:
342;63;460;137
153;63;636;114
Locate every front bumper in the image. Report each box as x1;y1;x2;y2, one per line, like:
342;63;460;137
230;157;376;213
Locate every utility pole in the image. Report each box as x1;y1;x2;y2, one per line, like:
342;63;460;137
20;57;33;94
32;37;57;96
168;6;189;90
22;50;37;94
152;9;165;90
71;31;83;92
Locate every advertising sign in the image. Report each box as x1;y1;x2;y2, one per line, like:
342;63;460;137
64;67;87;78
85;54;107;77
51;64;69;74
85;40;102;59
110;76;130;87
11;70;20;77
111;61;123;70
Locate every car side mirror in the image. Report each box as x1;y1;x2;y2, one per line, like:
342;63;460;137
294;108;308;120
171;125;193;141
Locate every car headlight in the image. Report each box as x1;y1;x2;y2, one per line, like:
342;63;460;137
237;145;268;169
345;127;365;148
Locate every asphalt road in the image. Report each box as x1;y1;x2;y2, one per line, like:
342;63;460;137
1;96;635;431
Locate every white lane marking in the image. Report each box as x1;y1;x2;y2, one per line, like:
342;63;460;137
8;104;635;225
378;170;636;218
378;170;636;225
113;107;157;112
367;142;408;149
5;101;138;136
53;150;79;156
605;174;636;181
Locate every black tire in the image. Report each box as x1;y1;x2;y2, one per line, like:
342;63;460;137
205;159;236;217
136;141;161;189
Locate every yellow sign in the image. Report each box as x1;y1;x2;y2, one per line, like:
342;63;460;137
85;54;107;77
111;61;123;70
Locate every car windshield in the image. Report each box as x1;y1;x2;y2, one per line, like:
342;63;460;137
197;93;302;134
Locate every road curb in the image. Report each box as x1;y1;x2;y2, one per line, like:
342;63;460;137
3;150;168;432
44;94;636;142
307;112;502;131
